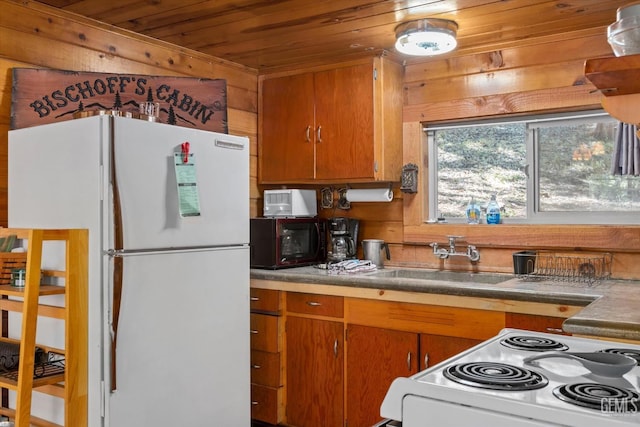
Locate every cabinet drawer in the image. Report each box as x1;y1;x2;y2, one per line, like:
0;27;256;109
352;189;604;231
250;313;280;353
506;313;569;335
286;292;344;318
250;288;281;313
251;350;281;387
251;384;279;425
345;298;504;340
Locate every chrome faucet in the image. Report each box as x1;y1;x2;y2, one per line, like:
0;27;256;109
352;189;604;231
430;235;480;262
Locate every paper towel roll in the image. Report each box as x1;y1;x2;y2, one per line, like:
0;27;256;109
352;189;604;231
345;188;394;202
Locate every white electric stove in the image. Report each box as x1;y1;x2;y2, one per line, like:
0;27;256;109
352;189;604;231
380;329;640;426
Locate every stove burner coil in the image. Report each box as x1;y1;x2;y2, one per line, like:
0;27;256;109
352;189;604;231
500;336;569;352
443;362;549;391
553;383;640;411
599;348;640;364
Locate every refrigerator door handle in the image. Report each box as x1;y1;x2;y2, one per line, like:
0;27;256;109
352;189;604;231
215;139;245;150
106;245;247;257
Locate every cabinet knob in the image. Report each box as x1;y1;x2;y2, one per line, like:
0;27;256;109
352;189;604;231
424;353;429;368
334;339;338;357
407;352;412;372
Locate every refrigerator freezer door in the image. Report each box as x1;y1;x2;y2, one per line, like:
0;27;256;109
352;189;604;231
112;116;249;250
105;246;250;427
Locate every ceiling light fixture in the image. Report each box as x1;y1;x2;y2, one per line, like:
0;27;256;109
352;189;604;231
395;18;458;56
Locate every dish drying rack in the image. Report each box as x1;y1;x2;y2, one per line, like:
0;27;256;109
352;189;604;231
513;251;612;285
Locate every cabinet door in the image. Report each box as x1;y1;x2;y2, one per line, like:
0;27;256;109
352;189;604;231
286;316;343;427
506;313;569;335
260;73;315;182
314;64;375;180
420;334;482;370
347;325;418;427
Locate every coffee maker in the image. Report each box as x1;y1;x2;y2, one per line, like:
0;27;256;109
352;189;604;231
327;217;360;262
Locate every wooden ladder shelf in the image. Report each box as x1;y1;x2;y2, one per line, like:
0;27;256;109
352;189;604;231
0;229;88;427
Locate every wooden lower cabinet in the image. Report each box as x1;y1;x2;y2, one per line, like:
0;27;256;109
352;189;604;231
506;313;569;335
420;334;483;369
249;289;283;425
346;324;419;427
286;316;344;427
253;286;578;426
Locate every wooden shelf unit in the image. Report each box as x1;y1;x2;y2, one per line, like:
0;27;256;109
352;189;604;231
0;229;88;427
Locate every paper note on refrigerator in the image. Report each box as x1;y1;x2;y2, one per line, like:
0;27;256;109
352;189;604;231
174;153;201;217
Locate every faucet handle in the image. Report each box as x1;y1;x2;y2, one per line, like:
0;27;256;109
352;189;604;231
446;235;464;243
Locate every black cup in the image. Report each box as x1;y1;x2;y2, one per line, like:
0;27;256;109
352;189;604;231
513;251;536;275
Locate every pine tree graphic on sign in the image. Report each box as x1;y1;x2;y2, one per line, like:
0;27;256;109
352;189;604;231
113;92;123;110
167;105;177;125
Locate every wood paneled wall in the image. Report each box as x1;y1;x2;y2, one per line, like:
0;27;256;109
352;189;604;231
1;2;638;279
268;31;640;279
397;31;640;279
0;0;260;226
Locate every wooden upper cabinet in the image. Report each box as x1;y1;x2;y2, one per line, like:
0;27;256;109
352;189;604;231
314;64;374;180
259;57;404;184
261;72;315;181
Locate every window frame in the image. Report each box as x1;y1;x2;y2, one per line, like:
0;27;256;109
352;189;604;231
425;110;638;225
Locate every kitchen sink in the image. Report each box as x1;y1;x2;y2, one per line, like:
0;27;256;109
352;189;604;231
369;268;510;285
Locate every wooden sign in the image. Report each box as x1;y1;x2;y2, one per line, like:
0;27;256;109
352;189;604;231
10;68;228;133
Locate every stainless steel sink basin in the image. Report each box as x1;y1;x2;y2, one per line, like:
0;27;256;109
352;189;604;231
369;269;509;285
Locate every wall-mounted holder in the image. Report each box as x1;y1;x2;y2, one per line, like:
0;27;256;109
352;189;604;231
401;163;419;193
337;187;351;210
320;187;334;209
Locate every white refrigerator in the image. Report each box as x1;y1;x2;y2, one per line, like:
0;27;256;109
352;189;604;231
8;115;250;427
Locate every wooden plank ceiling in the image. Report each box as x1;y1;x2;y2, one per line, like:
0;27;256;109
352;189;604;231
33;0;621;72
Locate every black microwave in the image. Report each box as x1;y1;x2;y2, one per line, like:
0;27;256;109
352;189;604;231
250;217;326;269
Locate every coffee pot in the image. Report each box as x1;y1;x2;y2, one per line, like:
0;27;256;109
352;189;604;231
327;217;359;262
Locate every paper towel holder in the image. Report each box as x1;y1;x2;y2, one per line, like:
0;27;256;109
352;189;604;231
320;187;334;209
337;187;351;210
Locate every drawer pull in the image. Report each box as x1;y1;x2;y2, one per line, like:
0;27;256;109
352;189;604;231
250;329;259;334
252;364;262;369
250;296;260;301
424;353;429;369
407;352;412;372
306;301;322;307
546;327;564;334
251;401;259;406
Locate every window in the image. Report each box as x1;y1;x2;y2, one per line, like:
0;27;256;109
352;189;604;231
426;111;640;224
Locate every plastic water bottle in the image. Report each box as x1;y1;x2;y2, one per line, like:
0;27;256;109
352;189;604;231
466;197;481;224
486;194;501;225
